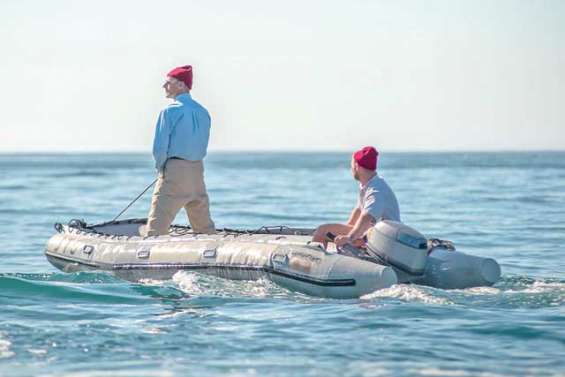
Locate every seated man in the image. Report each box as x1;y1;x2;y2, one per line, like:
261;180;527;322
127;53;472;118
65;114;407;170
312;146;400;249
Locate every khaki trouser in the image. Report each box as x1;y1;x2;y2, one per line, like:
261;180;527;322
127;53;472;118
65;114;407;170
143;159;215;236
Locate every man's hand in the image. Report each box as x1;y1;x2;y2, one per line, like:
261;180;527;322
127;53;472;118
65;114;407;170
334;235;352;247
351;238;367;248
334;235;366;248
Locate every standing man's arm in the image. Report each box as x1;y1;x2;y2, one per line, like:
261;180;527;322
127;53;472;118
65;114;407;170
152;110;172;172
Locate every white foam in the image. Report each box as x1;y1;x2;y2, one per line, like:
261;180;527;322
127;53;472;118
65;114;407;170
27;348;47;356
462;286;500;295
362;284;451;305
172;271;203;295
345;361;390;376
245;277;273;297
138;278;167;286
55;370;174;377
417;368;469;376
521;280;565;295
172;271;278;298
142;327;162;334
156;307;207;320
415;368;508;377
0;332;14;359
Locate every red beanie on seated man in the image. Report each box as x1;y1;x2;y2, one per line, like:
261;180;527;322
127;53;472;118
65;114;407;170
353;146;378;171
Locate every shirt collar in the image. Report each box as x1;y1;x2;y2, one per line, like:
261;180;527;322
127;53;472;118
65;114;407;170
359;173;379;190
175;92;192;102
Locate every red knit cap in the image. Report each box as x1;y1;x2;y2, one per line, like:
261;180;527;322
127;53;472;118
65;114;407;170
167;65;193;90
353;146;378;170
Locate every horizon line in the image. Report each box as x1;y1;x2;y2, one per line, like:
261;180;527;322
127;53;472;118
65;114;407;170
1;148;564;155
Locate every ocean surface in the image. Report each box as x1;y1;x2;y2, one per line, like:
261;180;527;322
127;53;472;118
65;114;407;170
0;152;564;377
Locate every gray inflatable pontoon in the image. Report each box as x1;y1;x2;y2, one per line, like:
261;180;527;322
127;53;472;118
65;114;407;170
44;219;501;299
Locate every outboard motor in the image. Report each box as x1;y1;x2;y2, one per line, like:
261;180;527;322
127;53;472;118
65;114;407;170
413;243;501;289
366;220;501;288
366;220;428;283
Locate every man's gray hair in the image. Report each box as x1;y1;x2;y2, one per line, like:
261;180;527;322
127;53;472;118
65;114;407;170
169;76;189;91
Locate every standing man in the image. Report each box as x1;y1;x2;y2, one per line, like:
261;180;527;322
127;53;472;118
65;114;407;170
143;65;215;236
312;146;400;248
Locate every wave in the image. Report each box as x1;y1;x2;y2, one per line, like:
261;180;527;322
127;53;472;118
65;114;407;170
358;275;565;310
0;273;186;304
361;284;452;305
0;185;28;191
2;271;561;310
172;271;297;301
0;332;14;359
484;196;552;204
3;272;120;284
50;171;110;178
438;276;565;309
411;367;509;377
171;274;565;309
221;210;326;222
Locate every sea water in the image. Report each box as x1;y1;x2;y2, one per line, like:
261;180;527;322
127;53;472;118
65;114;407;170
0;152;563;377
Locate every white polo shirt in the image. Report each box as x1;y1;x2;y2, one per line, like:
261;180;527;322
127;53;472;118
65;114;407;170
357;174;401;222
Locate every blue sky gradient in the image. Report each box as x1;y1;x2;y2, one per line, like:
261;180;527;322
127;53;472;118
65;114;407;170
1;0;564;152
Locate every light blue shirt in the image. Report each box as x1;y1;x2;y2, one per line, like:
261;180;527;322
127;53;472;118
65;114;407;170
152;93;211;171
357;174;401;222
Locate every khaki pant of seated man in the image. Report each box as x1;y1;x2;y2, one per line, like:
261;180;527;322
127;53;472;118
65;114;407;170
143;159;215;236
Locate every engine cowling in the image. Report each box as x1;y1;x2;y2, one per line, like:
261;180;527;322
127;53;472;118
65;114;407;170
366;220;428;276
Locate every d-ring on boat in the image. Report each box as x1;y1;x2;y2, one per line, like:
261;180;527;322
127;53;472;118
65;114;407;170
45;219;501;299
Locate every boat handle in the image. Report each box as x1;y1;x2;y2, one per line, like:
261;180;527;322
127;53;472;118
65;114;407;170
137;249;151;259
203;249;216;258
272;253;288;265
82;245;95;255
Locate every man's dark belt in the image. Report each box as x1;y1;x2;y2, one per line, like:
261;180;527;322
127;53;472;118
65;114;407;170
169;157;185;161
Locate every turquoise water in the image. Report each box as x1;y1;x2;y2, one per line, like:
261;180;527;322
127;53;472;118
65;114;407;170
0;152;564;377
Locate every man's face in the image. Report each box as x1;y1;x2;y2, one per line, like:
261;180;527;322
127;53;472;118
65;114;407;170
351;157;360;181
163;77;184;98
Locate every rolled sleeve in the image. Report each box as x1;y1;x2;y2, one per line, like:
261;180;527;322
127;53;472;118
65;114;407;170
362;187;383;220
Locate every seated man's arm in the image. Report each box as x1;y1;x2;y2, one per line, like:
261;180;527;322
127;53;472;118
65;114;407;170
346;207;361;226
350;211;375;240
335;211;375;247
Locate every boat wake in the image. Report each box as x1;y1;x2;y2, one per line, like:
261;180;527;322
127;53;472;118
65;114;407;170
360;275;565;308
1;272;562;309
172;271;295;300
361;284;452;305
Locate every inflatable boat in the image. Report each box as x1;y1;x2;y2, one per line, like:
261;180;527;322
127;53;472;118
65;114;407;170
44;219;501;299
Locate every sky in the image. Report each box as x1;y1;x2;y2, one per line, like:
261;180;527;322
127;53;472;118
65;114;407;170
0;0;564;152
